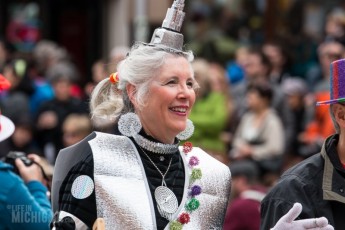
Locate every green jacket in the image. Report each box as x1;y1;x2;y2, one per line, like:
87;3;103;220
188;92;228;154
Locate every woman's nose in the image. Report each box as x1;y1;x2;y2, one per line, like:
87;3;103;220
177;85;193;99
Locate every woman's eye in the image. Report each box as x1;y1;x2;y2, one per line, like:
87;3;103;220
167;80;177;85
187;81;194;88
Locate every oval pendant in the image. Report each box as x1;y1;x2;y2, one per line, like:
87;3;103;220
155;186;178;214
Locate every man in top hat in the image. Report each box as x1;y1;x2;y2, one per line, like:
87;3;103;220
261;59;345;229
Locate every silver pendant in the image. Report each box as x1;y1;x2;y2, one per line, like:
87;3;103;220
159;156;165;161
155;186;178;220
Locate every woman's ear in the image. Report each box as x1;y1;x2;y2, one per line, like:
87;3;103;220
126;84;137;106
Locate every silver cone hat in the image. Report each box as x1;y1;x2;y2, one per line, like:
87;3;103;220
150;0;186;51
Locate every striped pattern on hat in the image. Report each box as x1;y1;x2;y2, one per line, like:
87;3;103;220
317;59;345;105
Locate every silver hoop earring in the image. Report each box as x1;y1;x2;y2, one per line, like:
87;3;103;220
118;112;142;137
176;119;194;140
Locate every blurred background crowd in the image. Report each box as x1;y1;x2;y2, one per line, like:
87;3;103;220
1;0;345;228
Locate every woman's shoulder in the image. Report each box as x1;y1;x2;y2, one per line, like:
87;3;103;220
57;132;129;166
265;109;284;124
86;132;133;148
266;109;281;118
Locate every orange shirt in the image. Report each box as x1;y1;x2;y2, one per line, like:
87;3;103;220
304;91;335;142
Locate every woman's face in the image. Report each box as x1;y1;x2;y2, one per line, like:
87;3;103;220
246;90;267;111
243;54;267;79
3;65;20;88
53;79;72;101
263;44;285;68
135;56;196;143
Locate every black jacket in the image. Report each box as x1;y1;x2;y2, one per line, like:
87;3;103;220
261;134;345;230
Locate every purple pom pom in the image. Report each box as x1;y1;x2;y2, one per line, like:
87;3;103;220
190;185;202;196
189;156;199;167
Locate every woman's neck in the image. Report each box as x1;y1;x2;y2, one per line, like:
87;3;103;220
253;106;269;116
142;126;175;144
271;67;283;76
252;107;269;127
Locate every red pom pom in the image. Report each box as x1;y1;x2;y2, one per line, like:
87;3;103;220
109;72;119;84
178;212;190;224
183;142;193;154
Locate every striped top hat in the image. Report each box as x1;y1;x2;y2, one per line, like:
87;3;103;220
317;59;345;105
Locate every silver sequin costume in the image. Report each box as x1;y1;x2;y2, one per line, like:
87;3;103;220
52;132;231;229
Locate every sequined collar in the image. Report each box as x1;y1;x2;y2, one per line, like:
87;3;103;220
132;131;180;154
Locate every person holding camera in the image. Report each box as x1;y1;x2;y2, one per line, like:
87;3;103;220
0;74;53;230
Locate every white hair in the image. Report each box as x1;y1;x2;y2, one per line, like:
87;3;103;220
330;104;340;134
90;43;194;125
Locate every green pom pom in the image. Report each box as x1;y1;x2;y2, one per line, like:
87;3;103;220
185;198;200;211
191;168;202;180
170;221;183;230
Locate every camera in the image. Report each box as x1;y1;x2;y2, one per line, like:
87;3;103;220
3;151;33;175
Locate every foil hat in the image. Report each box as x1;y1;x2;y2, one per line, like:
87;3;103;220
149;0;186;51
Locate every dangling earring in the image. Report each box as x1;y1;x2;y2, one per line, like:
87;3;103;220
176;119;194;140
118;112;142;137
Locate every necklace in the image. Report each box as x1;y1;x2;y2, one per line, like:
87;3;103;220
138;145;178;220
133;133;179;154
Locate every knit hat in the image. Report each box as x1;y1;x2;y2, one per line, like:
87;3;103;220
317;59;345;105
282;77;308;96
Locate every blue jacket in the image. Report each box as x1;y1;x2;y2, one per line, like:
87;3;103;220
0;161;53;230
